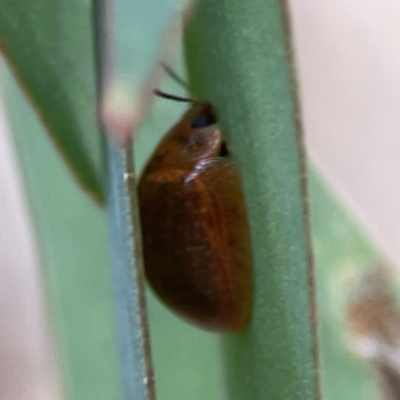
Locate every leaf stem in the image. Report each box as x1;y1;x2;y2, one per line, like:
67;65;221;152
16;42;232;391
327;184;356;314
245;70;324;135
92;1;156;399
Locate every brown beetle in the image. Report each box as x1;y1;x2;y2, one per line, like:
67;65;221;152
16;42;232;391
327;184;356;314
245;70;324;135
138;90;253;332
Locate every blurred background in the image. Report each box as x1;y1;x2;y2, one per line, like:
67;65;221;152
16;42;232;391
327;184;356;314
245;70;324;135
1;1;400;399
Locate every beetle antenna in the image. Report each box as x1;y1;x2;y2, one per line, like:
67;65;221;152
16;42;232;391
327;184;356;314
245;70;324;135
154;89;206;106
161;63;190;90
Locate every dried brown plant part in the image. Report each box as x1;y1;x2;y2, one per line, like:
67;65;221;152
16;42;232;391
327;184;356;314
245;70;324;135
345;265;400;399
372;362;400;400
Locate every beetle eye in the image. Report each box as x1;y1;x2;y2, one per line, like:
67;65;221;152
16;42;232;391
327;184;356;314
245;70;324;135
191;113;216;129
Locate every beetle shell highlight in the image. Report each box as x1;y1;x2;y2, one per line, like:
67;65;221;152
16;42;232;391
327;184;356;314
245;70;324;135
138;103;253;332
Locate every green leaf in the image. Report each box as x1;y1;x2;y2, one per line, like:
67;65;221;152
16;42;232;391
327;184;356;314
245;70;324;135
185;1;319;399
4;64;122;400
0;0;104;203
310;172;379;400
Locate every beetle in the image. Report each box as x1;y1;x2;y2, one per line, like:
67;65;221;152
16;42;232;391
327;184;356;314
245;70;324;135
138;90;253;332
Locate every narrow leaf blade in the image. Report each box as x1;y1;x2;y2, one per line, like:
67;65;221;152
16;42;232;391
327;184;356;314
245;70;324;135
0;0;104;203
185;1;319;398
